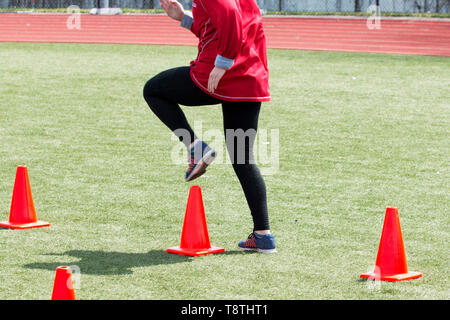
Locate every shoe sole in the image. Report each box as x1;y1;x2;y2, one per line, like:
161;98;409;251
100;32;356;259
185;150;216;182
238;247;277;254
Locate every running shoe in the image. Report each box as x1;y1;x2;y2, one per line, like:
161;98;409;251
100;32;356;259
185;140;216;182
238;232;277;254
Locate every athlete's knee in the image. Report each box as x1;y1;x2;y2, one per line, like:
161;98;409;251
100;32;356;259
143;76;159;101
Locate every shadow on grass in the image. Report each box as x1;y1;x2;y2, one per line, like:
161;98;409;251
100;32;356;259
24;249;247;275
222;249;257;255
24;249;192;275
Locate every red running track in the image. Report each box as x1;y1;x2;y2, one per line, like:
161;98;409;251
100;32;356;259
0;13;449;56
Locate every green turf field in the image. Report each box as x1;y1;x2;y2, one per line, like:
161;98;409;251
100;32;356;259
0;43;448;300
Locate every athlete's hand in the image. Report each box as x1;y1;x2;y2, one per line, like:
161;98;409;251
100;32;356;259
208;66;226;94
160;0;184;22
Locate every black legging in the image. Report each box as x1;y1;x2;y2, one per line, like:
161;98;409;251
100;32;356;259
143;66;270;231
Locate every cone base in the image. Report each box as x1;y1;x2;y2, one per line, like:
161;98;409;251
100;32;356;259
360;270;422;282
166;246;225;257
0;220;50;229
51;294;76;301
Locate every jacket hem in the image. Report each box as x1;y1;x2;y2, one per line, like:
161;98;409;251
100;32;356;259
190;70;271;103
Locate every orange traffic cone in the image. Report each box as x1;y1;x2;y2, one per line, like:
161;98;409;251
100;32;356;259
51;266;76;300
167;186;225;257
360;207;422;282
0;166;50;229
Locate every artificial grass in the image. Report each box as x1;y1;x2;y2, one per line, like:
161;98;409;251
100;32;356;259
0;42;448;299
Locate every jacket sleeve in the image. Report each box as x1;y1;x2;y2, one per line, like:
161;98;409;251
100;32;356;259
180;11;201;38
199;0;243;69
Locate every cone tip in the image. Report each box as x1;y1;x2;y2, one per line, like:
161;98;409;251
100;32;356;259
56;265;70;270
16;165;28;171
55;266;73;276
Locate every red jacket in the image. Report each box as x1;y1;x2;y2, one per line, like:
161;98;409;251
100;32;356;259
183;0;270;102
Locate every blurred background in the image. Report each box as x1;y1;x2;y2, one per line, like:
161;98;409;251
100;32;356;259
2;0;449;14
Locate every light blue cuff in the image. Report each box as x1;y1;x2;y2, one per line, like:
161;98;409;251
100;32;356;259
180;12;193;30
214;54;235;70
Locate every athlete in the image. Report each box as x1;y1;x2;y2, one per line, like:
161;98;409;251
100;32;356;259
143;0;276;253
